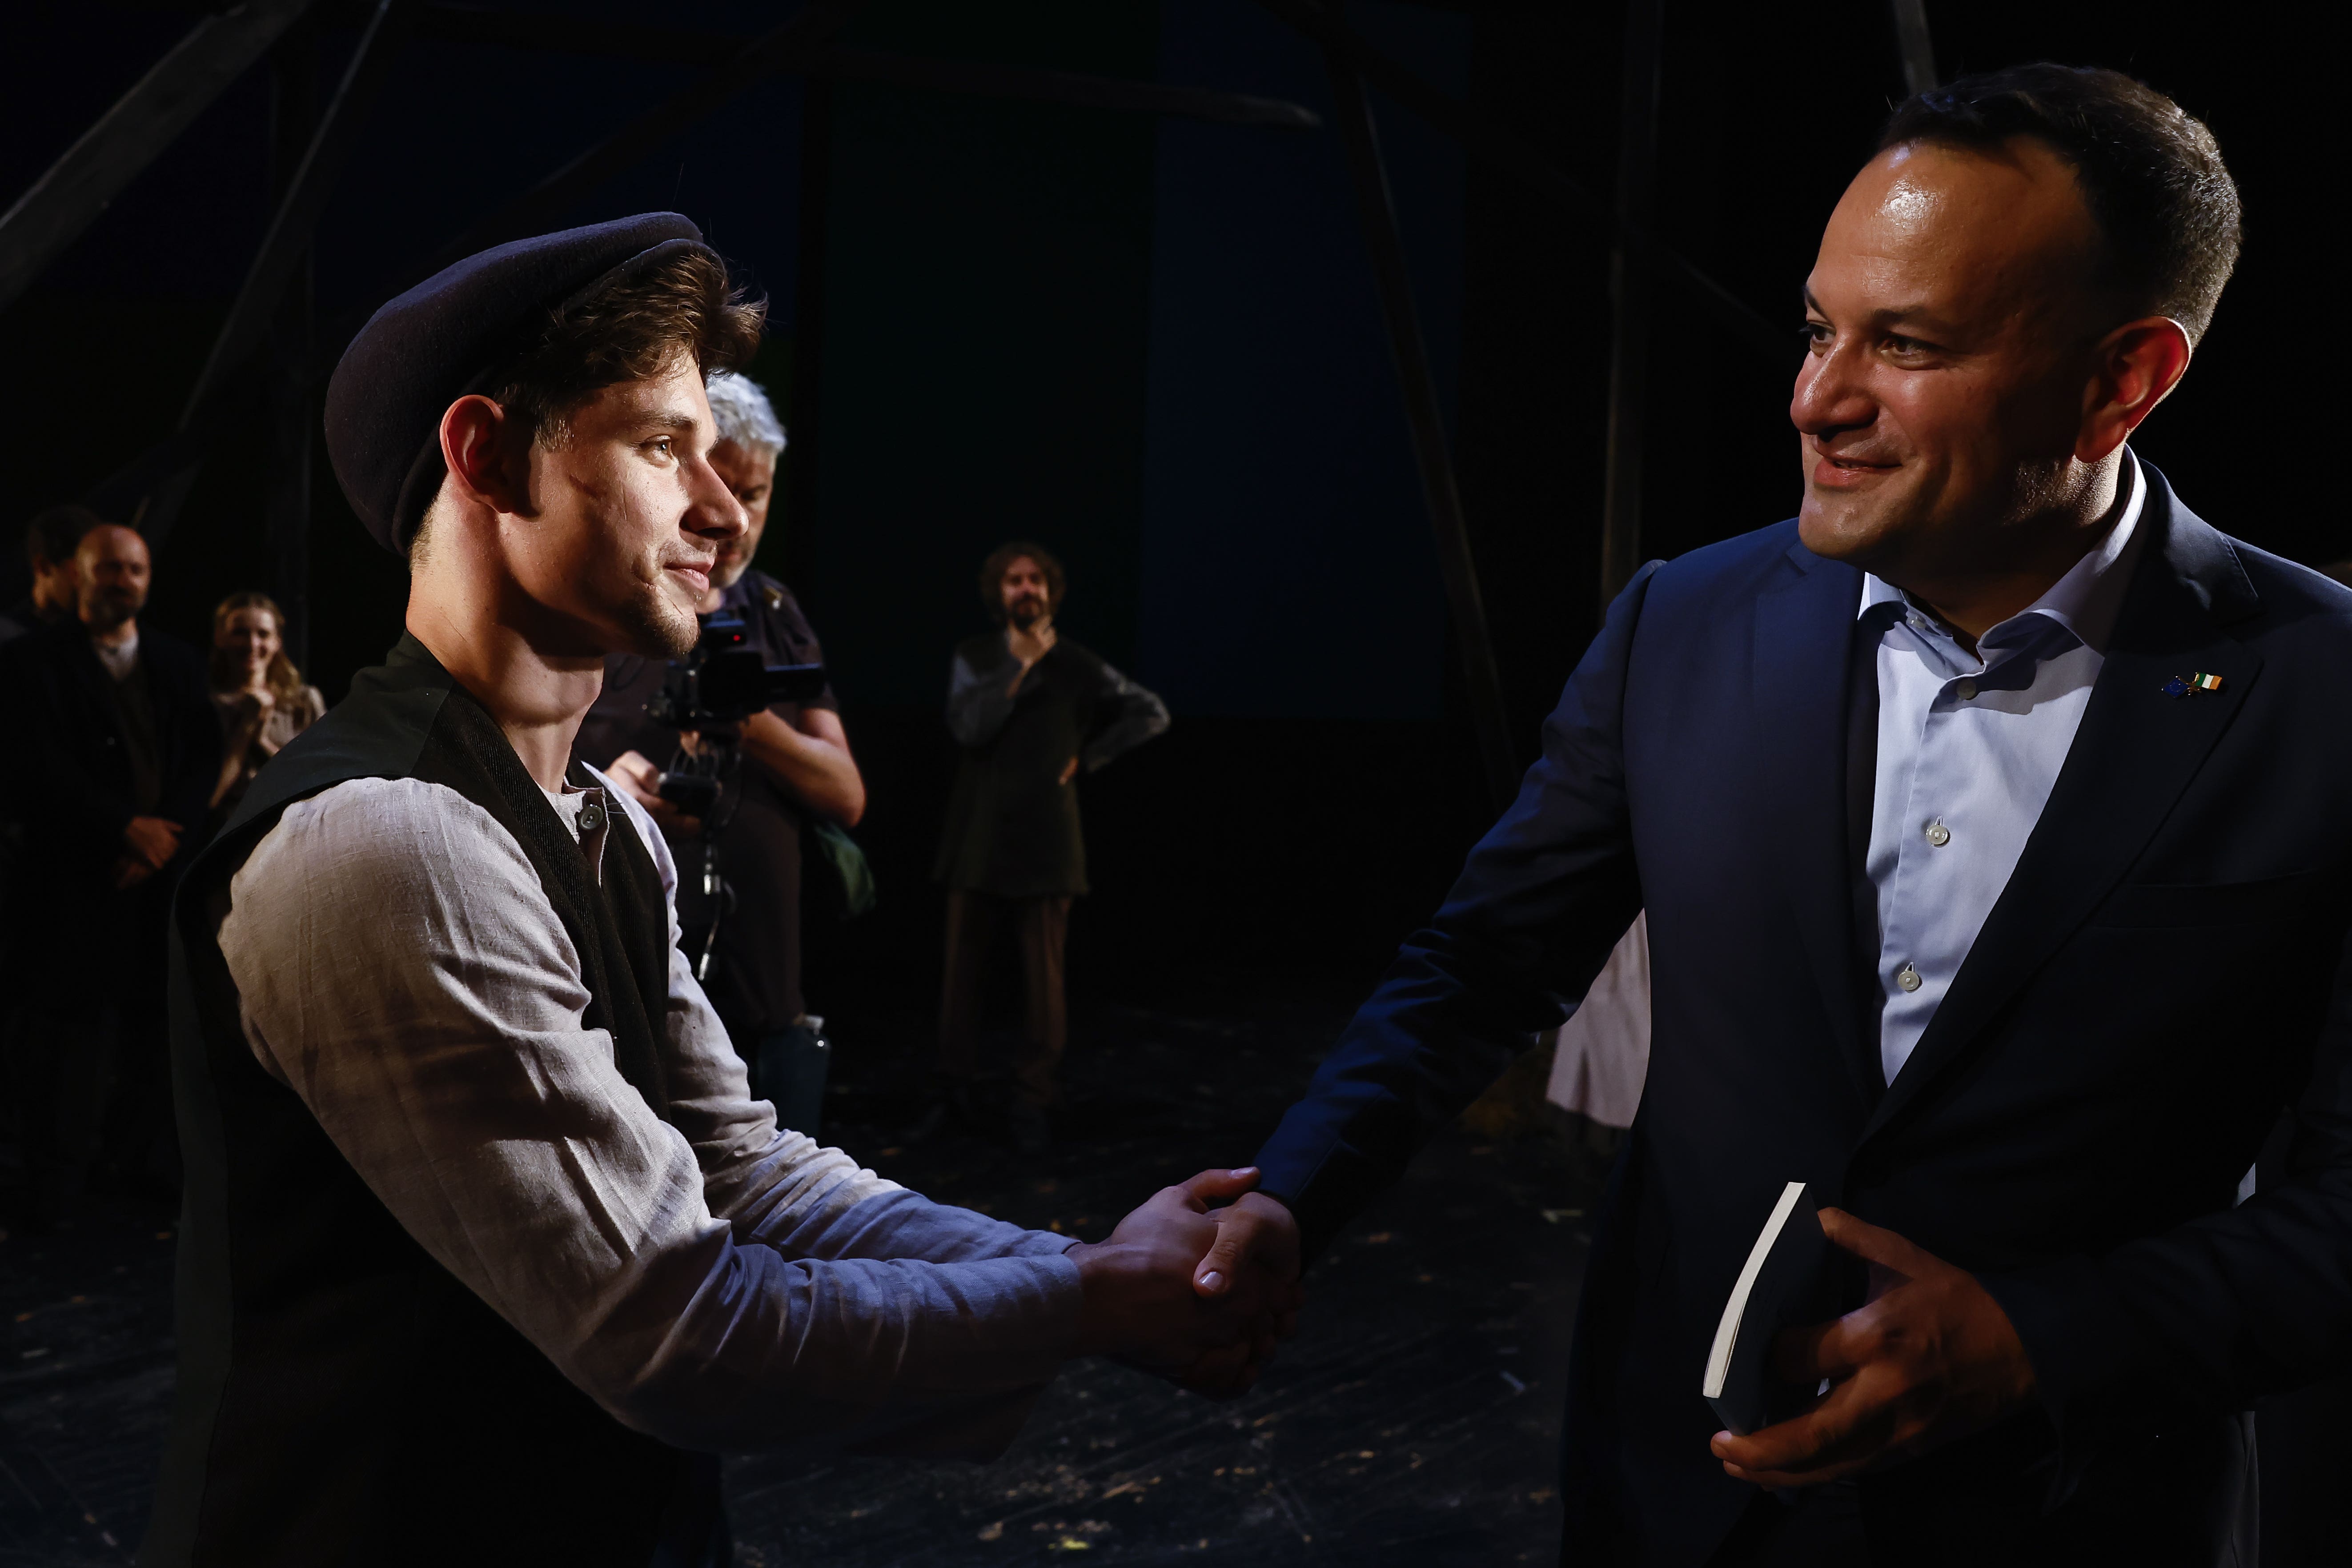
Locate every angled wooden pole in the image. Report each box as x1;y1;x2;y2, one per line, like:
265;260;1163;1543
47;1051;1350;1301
783;76;835;593
0;0;317;316
1262;0;1786;366
813;49;1318;129
406;0;870;285
137;0;415;549
1321;44;1520;813
264;20;322;672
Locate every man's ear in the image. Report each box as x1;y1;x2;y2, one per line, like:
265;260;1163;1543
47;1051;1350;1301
2078;316;2193;464
438;394;531;515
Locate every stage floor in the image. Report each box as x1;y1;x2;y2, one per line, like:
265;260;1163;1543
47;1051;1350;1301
1;988;1601;1566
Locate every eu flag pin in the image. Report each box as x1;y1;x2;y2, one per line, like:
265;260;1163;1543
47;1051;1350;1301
2163;672;2224;698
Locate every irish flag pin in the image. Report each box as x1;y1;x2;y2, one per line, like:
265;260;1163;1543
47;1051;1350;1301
2162;672;2225;698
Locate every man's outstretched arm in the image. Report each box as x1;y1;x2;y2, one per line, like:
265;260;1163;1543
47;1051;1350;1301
219;776;1257;1455
1194;563;1665;1331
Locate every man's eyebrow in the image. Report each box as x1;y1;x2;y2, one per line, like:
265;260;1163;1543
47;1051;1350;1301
1799;286;1951;333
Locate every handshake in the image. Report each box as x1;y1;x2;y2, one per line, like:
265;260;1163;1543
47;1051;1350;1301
1064;1169;1305;1398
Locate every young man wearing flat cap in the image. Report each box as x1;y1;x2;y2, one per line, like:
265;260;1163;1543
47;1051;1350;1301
143;215;1280;1567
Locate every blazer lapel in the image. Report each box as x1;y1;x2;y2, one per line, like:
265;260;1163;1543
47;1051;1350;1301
1860;468;2263;1143
1751;540;1881;1113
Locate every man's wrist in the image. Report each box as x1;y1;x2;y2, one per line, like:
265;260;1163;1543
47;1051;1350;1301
1064;1239;1129;1358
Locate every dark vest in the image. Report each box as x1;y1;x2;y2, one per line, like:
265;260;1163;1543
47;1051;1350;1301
143;635;707;1568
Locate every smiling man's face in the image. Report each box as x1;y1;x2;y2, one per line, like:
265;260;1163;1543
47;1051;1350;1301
505;357;747;659
1793;136;2110;581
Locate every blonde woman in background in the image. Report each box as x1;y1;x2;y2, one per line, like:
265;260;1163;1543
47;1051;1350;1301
208;591;324;818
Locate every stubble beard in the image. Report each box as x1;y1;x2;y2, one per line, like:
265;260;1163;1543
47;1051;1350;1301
622;577;701;660
82;590;140;634
710;540;753;594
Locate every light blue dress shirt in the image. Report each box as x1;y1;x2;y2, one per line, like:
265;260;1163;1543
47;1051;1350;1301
1862;452;2149;1083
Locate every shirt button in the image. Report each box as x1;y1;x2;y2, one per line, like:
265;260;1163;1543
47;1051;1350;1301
1925;821;1951;847
1896;964;1923;993
1955;678;1978;700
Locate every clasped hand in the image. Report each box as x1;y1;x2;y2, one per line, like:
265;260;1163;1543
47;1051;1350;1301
1071;1171;1304;1399
1711;1207;2037;1487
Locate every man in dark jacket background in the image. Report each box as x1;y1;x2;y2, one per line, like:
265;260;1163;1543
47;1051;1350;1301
1;522;216;1225
923;542;1167;1152
0;503;98;644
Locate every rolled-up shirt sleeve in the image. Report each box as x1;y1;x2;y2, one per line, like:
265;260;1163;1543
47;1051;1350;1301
217;775;1082;1455
944;641;1019;747
1080;659;1169;773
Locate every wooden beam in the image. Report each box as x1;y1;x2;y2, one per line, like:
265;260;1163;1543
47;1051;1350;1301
402;5;1319;128
817;48;1317;130
1599;0;1664;606
138;0;415;548
0;0;317;315
1889;0;1939;96
1321;44;1520;813
264;18;324;671
782;76;834;592
1262;0;1787;367
406;0;870;282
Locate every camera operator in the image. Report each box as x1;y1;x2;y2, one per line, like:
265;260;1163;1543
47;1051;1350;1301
578;371;862;1133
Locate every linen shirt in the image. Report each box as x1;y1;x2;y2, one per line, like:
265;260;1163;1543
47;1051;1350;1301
935;633;1168;896
216;763;1083;1455
1862;452;2148;1083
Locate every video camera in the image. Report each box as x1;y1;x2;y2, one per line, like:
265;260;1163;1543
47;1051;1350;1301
646;612;827;732
650;613;824;816
642;614;829;978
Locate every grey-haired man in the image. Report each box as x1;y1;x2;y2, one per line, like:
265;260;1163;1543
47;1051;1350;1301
583;371;862;1129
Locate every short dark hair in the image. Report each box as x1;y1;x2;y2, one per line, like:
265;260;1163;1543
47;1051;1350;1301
979;541;1066;624
1879;64;2241;342
412;248;764;561
24;503;101;570
488;246;764;449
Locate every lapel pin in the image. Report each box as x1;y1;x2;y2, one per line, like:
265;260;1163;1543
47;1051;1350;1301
2162;672;2224;698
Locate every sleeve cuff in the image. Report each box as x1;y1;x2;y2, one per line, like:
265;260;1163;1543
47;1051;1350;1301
1976;1255;2163;1504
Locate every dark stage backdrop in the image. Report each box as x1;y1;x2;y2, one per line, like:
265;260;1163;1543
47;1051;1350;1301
0;0;2330;991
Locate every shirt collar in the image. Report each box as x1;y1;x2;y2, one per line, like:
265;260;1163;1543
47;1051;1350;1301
1854;447;2148;656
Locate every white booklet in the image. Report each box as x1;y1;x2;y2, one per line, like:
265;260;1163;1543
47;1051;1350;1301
1702;1180;1830;1436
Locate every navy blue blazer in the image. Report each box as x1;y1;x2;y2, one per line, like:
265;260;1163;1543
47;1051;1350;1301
1255;465;2352;1564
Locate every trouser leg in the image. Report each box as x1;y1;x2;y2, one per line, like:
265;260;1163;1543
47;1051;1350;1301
14;1000;116;1220
98;885;176;1187
1010;895;1071;1109
936;890;993;1084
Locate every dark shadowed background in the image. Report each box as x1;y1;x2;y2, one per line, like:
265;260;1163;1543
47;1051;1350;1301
1;3;2335;1564
0;0;2323;1002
